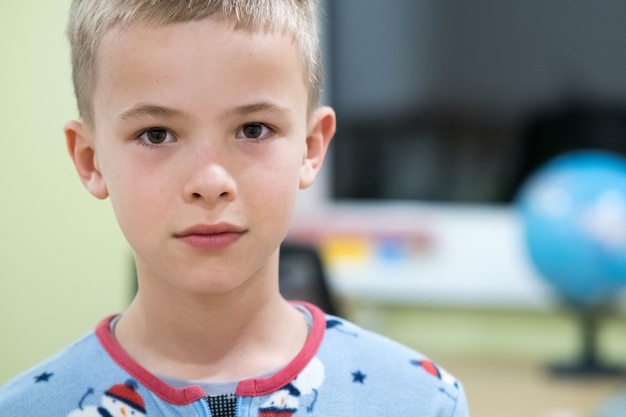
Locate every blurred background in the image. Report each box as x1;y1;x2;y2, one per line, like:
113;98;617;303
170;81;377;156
0;0;129;388
4;1;626;416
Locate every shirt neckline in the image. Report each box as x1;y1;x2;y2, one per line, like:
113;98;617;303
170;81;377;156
154;304;314;396
95;301;326;405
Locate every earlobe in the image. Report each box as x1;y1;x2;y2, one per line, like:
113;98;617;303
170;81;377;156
64;120;109;199
299;106;336;189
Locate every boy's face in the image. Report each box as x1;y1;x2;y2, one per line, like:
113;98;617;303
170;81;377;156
66;18;334;295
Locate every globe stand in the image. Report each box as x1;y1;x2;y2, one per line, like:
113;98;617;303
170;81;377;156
550;304;625;377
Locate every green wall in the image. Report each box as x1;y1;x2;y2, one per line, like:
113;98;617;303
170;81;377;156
0;2;129;384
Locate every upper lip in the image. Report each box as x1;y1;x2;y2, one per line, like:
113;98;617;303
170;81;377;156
173;223;246;237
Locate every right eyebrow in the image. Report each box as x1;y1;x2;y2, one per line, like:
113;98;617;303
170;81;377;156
118;104;190;122
219;101;292;121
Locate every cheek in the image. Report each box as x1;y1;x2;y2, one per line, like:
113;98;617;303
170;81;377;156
101;146;169;201
101;159;169;238
246;154;302;217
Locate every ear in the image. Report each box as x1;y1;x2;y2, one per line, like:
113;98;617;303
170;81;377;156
64;120;109;199
299;106;336;189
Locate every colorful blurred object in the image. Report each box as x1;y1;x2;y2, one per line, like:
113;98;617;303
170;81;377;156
517;150;626;307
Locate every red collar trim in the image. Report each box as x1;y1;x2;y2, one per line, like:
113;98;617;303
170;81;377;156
235;302;326;396
95;302;326;405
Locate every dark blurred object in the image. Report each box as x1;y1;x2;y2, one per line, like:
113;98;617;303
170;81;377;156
332;112;515;203
550;306;625;378
506;100;626;201
279;243;339;316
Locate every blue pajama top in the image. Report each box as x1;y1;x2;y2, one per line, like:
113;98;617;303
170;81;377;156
0;302;470;416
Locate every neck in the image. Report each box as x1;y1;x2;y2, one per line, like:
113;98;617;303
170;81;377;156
114;261;309;382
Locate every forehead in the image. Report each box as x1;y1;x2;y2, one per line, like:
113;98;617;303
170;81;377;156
93;18;308;124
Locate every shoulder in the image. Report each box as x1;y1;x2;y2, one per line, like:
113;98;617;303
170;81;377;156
0;330;117;416
1;331;101;391
320;314;457;381
316;314;470;416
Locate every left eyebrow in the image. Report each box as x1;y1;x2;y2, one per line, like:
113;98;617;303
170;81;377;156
219;101;292;120
118;104;191;122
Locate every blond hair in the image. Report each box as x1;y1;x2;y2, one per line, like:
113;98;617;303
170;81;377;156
67;0;323;126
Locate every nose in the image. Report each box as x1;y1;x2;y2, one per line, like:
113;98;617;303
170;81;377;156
183;154;237;206
120;407;127;417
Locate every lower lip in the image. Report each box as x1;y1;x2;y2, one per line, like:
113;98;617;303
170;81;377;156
177;232;244;250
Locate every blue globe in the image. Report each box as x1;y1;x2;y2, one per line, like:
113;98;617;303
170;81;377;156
516;151;626;307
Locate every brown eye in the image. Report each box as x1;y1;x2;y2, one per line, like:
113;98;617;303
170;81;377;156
235;122;274;141
137;128;175;147
145;128;168;144
243;123;264;139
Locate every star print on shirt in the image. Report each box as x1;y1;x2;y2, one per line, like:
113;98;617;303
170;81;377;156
326;319;358;337
34;372;53;383
352;370;366;384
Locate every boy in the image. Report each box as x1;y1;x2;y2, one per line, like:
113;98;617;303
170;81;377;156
0;1;470;416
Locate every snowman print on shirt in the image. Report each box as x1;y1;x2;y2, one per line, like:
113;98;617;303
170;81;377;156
259;357;325;417
67;379;147;417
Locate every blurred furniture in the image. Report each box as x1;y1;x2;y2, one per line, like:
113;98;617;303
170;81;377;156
279;242;339;316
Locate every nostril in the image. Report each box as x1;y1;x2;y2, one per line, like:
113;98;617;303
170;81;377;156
192;192;202;199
